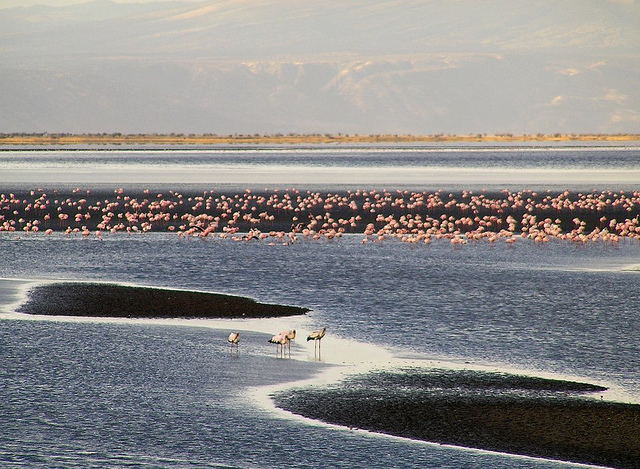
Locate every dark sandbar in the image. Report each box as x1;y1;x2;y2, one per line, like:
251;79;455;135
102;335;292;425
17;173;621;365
274;368;640;469
17;282;309;318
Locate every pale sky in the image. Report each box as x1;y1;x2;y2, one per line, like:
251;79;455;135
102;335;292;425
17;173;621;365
3;0;632;4
1;0;198;7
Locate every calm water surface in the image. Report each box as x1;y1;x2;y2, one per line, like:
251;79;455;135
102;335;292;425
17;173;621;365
1;143;639;190
1;145;639;468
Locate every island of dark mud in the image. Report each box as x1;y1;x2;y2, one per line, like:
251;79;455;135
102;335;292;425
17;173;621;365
17;282;309;319
273;368;640;469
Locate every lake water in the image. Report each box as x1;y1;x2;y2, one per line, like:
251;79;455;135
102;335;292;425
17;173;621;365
1;143;639;468
1;143;639;190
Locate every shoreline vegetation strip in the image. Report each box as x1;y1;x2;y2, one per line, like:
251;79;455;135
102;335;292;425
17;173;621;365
1;133;639;146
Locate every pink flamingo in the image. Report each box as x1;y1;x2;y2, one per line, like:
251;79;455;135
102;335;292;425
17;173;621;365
227;332;240;352
268;333;289;357
280;329;296;354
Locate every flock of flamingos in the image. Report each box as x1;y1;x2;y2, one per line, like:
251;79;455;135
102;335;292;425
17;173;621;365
228;327;326;357
1;187;639;245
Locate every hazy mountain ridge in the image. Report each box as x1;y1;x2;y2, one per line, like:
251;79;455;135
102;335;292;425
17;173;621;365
3;0;638;61
1;0;638;134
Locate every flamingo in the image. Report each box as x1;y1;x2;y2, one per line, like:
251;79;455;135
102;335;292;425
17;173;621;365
280;334;291;356
280;329;296;354
307;327;326;352
268;333;289;357
227;332;240;352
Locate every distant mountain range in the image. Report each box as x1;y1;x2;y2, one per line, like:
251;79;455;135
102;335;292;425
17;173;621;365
1;0;639;134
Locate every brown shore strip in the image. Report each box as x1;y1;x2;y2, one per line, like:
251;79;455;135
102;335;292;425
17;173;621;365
17;282;308;318
1;133;639;146
273;369;640;469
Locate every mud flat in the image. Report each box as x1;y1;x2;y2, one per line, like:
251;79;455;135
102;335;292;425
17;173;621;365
273;368;640;469
16;282;309;319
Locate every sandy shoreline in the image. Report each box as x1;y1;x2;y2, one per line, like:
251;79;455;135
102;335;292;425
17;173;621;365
16;282;309;319
274;368;640;469
1;133;639;146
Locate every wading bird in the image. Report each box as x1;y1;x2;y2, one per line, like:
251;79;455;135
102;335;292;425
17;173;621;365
228;332;240;352
268;333;289;357
307;327;326;352
281;329;296;353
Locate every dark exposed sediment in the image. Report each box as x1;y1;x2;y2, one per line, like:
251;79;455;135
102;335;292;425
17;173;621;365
273;369;640;469
17;282;309;318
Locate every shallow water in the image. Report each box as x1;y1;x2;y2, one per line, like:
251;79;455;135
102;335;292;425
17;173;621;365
1;144;639;190
1;145;639;468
